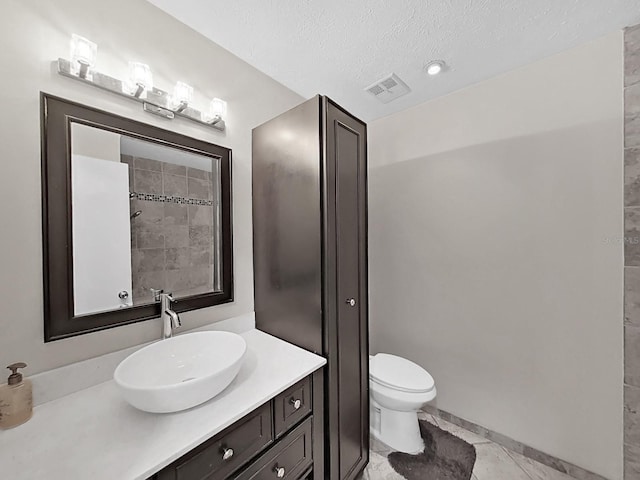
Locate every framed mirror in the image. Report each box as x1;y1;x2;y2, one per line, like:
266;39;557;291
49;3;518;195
41;93;233;341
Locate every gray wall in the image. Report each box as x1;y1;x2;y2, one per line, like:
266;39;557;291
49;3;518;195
0;0;303;374
124;157;216;304
368;32;623;479
623;22;640;480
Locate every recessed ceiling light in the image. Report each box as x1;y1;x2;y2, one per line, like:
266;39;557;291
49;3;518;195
425;60;445;76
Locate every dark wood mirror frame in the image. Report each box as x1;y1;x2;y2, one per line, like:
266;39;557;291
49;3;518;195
41;93;233;342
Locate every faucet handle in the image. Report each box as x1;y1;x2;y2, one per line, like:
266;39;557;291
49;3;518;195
151;288;164;301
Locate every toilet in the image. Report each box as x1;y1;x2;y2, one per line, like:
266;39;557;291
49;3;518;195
369;353;436;454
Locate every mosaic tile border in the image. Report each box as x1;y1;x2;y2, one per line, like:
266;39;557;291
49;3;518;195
131;192;214;206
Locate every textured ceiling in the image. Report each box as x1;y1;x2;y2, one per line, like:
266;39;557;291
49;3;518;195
147;0;640;121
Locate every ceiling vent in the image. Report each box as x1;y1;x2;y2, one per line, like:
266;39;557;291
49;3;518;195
365;73;411;104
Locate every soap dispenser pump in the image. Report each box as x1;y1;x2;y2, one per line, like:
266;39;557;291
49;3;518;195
0;362;33;429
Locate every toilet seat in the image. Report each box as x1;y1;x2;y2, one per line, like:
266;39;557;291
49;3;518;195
370;353;435;394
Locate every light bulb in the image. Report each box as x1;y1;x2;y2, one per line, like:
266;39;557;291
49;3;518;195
210;98;227;118
171;81;193;112
425;61;445;76
127;62;153;98
70;34;97;79
203;98;227;124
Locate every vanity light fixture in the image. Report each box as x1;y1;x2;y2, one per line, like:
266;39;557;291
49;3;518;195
171;81;194;113
56;35;226;131
425;60;445;76
70;34;97;79
204;98;227;126
127;62;153;98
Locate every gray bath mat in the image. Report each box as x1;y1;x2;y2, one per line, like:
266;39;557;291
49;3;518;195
388;420;476;480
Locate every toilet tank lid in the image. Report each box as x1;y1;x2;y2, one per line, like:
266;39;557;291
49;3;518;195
370;353;435;393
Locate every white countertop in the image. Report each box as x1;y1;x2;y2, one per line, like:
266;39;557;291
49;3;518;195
0;329;326;480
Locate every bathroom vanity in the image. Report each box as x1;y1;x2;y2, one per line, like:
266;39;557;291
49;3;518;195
0;328;326;480
24;92;337;480
153;374;319;480
24;93;365;479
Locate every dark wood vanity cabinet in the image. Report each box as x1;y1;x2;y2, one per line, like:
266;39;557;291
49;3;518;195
153;372;322;480
252;96;369;480
234;419;313;480
274;376;312;438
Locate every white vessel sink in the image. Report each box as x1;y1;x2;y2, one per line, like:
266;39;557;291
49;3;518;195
114;331;247;413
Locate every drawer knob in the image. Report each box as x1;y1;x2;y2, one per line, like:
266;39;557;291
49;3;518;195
274;465;286;478
222;447;234;461
290;398;302;410
346;298;356;307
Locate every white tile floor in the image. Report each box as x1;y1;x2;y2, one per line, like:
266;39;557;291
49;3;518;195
361;411;577;480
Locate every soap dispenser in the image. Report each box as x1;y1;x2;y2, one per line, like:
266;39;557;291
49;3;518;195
0;362;33;429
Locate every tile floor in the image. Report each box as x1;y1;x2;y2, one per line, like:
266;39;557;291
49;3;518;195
361;411;577;480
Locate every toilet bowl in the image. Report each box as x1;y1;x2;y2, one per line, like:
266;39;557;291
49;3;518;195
369;353;436;454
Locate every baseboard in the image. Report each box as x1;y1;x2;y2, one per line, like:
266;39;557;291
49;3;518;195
422;405;609;480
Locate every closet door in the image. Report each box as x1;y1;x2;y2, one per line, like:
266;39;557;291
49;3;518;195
324;99;368;480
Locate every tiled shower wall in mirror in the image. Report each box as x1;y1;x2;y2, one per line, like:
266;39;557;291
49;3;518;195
624;22;640;480
121;154;219;305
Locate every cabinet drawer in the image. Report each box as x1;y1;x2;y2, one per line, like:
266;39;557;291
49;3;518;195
298;467;313;480
235;417;313;480
273;377;312;437
171;403;273;480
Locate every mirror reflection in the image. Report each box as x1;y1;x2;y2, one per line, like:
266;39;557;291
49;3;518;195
70;122;222;316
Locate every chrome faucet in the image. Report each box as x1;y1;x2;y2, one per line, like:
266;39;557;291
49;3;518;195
153;290;181;339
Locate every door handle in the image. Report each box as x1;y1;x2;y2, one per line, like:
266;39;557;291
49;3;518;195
346;298;356;307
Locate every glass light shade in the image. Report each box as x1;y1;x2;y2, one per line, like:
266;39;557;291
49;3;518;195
71;34;97;67
128;62;153;93
210;98;227;118
172;81;194;107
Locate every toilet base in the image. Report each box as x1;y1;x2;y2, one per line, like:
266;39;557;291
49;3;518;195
370;397;424;454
